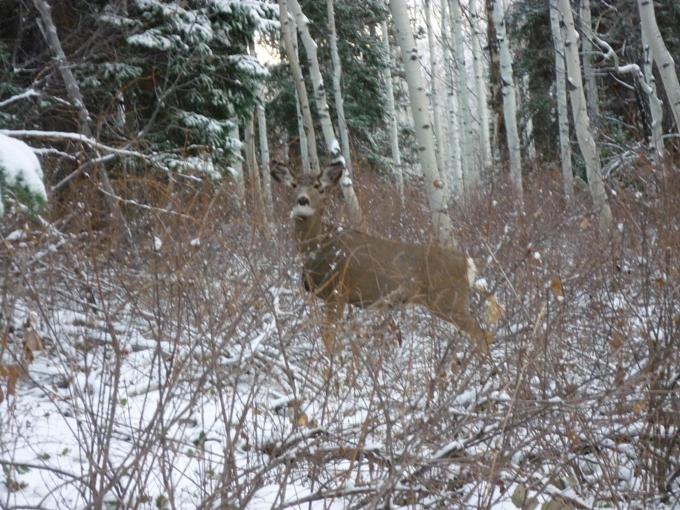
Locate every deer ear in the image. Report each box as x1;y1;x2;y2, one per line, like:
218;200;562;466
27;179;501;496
271;163;297;188
319;162;344;191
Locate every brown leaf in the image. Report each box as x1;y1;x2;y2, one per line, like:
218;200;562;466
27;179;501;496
485;295;504;325
0;364;24;397
550;278;564;299
579;217;591;230
296;413;309;428
609;332;624;351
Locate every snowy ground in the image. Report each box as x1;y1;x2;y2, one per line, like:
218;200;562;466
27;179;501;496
1;219;678;509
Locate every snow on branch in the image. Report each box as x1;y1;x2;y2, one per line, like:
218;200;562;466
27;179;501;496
0;129;158;162
0;89;40;109
0;134;47;216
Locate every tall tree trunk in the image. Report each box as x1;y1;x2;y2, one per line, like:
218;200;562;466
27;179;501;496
245;114;266;225
549;0;574;200
638;0;680;135
424;0;444;176
327;0;352;175
229;122;246;202
440;0;463;197
287;14;311;175
288;0;362;225
449;0;477;194
485;0;503;163
389;0;458;248
641;29;665;159
492;0;523;199
33;0;129;238
381;20;405;203
580;0;600;126
558;0;612;234
278;0;321;175
470;0;492;172
257;102;273;217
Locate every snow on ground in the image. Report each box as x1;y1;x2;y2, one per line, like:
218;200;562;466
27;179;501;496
0;227;678;508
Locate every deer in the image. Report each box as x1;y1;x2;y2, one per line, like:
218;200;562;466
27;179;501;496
271;162;492;357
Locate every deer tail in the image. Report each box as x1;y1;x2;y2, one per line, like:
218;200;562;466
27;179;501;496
468;257;504;325
466;257;477;287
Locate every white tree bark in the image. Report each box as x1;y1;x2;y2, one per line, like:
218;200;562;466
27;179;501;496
549;0;573;199
520;74;537;160
294;89;311;174
590;34;665;160
326;0;352;175
641;29;665;158
440;0;463;197
492;0;523;199
381;20;405;202
469;0;492;171
638;0;680;135
449;0;477;194
558;0;612;233
389;0;458;248
245;114;266;224
287;13;311;175
288;0;362;225
580;0;600;125
229;122;246;201
257;102;273;215
278;0;321;175
424;0;445;176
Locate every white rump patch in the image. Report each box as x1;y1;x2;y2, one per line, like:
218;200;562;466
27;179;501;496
291;204;315;218
466;257;477;287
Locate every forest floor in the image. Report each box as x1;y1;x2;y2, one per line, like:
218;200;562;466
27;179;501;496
0;173;678;509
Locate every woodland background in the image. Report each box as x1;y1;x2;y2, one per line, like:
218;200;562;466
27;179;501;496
0;0;678;508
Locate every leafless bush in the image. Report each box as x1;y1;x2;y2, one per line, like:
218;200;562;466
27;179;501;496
0;165;677;508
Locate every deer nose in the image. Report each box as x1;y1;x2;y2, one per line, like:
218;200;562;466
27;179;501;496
297;196;310;206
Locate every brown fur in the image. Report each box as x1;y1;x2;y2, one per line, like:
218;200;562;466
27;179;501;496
272;163;489;355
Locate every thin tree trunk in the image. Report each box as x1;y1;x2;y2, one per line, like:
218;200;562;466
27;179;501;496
257;102;273;217
381;20;405;203
288;0;362;225
641;29;665;159
470;0;492;172
449;0;477;194
440;0;463;197
580;0;600;126
549;0;573;200
278;0;320;175
492;0;523;199
638;0;680;135
593;35;665;160
33;0;129;237
558;0;612;234
229;122;246;201
485;0;503;163
425;0;444;176
326;0;352;175
245;114;266;225
389;0;458;248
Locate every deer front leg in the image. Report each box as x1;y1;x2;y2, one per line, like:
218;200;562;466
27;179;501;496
321;300;345;357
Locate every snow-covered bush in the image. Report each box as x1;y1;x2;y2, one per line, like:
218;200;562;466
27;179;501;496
0;134;46;217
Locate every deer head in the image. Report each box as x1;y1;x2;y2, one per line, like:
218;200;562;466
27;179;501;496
271;162;343;244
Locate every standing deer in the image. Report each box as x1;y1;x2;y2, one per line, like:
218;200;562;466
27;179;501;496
272;162;491;356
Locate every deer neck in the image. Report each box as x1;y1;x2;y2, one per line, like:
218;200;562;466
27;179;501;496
293;214;326;251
